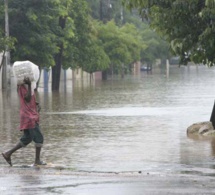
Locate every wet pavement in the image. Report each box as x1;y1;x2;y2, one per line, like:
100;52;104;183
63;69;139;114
2;65;215;194
1;165;215;195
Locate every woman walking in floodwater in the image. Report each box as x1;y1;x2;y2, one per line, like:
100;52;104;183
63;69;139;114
2;77;46;166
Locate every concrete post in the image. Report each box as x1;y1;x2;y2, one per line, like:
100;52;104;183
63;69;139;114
166;59;170;78
2;0;11;90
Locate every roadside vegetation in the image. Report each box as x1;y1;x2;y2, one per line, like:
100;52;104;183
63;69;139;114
0;0;170;90
123;0;215;66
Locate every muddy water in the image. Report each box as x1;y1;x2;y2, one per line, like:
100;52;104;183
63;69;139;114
1;65;215;174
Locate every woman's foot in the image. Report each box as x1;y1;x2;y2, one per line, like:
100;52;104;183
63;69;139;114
2;153;12;166
33;160;47;166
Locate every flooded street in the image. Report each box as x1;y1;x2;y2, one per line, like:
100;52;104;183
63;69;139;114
1;65;215;194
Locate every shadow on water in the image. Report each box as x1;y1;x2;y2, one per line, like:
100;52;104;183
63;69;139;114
1;66;215;175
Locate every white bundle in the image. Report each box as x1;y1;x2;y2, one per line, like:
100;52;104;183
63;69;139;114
13;60;40;94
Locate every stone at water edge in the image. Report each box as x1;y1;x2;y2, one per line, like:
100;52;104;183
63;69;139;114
187;121;214;135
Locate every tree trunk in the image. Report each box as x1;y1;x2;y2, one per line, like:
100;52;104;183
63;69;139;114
121;63;124;79
51;16;66;91
52;44;63;91
102;70;107;80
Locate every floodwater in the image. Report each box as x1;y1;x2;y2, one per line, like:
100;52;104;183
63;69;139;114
1;65;215;176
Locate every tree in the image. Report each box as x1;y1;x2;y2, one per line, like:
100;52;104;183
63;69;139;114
122;0;215;66
0;0;112;90
52;0;110;89
63;0;94;70
0;30;16;70
8;0;58;67
88;0;170;72
87;0;130;25
0;2;16;89
81;42;110;75
96;20;143;76
139;23;170;65
51;0;76;91
0;0;171;91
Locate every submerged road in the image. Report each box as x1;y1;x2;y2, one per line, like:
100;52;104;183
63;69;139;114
2;66;215;194
1;165;215;195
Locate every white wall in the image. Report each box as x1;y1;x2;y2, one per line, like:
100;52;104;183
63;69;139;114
39;68;99;86
1;62;102;91
39;68;74;88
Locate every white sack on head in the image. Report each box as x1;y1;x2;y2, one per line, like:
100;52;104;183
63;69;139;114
13;60;40;94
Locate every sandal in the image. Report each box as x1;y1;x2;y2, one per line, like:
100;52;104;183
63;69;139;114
2;153;12;166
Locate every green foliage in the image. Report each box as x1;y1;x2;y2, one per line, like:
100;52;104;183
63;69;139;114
87;0;101;20
87;0;135;25
122;0;215;66
82;42;110;73
0;30;16;70
95;18;168;73
62;0;90;69
0;30;16;53
8;0;59;67
88;0;170;69
96;20;140;70
0;0;112;74
60;0;110;73
0;0;170;82
120;23;144;62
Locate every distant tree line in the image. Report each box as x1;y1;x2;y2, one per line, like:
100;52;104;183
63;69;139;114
0;0;170;90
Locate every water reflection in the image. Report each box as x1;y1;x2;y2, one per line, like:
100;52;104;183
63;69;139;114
1;66;215;173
